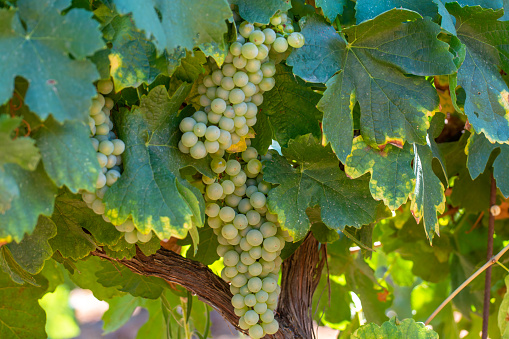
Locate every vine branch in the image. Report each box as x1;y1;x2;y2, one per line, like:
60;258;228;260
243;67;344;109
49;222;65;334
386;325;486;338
92;233;325;339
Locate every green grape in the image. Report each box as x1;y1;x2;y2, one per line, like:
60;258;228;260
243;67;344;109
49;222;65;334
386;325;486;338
244;103;258;121
244;310;260;326
247;159;262;174
82;192;96;204
267;291;278;304
280;12;288;23
202;175;215;185
203;75;215;88
231;133;241;145
193;110;208;124
246;210;261;226
223;105;235;118
241;251;256;265
248;70;263;84
231;285;241;295
229;88;246;104
259;77;275;92
239;21;254;38
284;24;294;33
230;41;243;56
241;147;258;162
222;63;237;77
221;180;235;195
247;229;263;246
220;76;235;91
233;71;249;87
231;273;248;287
90;138;99;152
219;206;235;222
228;234;242;246
273;256;283;268
263;236;281;252
261;248;277;261
233;214;248;230
90;98;104;115
190;141;207;159
181;131;198;148
218;129;232;144
240;284;251;297
217;234;229;245
216;87;230;101
199;95;211;107
242;82;257;97
240;238;253;251
224;250;240;266
208;112;222;124
206;183;223;200
96;185;108;199
212;70;223;86
233;116;247;129
210;157;226;174
262;320;279;335
263;28;276;44
247;178;257;186
254;302;268;315
198;84;207;94
137;231;152;243
288;32;305;48
222;224;238;240
249;246;262;259
217;244;232;257
232;293;246;309
233;102;248;116
246;185;258;198
251;93;264;106
238;316;249;330
97;153;108;168
205;140;220;154
225;193;242;208
111;139;125;155
270;14;282;25
260;62;276;78
206;86;217;100
260;309;275;323
91;198;105;214
249;324;264;339
193;122;207;137
273;37;288;53
106;169;120;186
244;293;257;307
124;230;138;244
266;212;278;223
234;184;247;196
239;226;252;238
249;30;265;45
96;172;106;189
233;55;247;69
250;192;267;209
238;198;253;214
256;290;269;303
97;79;114;94
95;123;110;136
217;117;233;132
245;59;261;73
231;171;247;186
260;222;277;237
241;42;259;59
236;262;248;273
262;278;278;294
225;160;241;176
255;44;269;60
248;262;263;276
224;266;238;278
257;181;271;194
208;216;222;229
92;111;106;125
211;98;226;114
206;203;220;218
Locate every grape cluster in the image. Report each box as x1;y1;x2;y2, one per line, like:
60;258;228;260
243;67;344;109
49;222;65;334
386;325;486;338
202;147;293;338
81;80;152;244
178;12;304;160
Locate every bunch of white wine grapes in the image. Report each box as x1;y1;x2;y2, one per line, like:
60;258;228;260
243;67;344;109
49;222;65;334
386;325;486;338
81;79;153;244
202;147;293;338
178;12;304;160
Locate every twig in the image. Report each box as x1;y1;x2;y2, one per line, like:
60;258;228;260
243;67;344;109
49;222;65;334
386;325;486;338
425;241;509;325
481;175;497;339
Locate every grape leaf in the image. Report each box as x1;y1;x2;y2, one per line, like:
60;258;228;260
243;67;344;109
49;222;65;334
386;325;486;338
107;15;169;92
256;64;322;147
180;227;219;265
345;137;415;211
315;0;347;21
34;117;101;194
0;171;18;214
352;318;438;338
113;0;232;64
447;4;509;145
355;0;439;23
466;132;509;198
231;0;292;24
70;256;124;300
291;11;456;162
250;111;273;155
6;216;56;277
498;275;509;338
104;85;210;240
455;0;503;9
410;142;446;241
173;52;207;83
263;134;386;241
96;260;168;299
0;164;56;243
0;115;40;171
0;271;48;338
432;0;457;35
0;0;104;122
102;294;144;333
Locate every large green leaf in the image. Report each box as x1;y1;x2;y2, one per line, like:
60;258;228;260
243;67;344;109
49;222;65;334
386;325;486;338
352;318;438;338
0;0;104;122
0;271;48;338
447;4;509;145
102;294;144;333
173;52;207;83
355;0;439;23
498;275;509;338
232;0;292;24
34;117;101;193
0;171;18;214
0;115;40;170
256;64;322;147
432;0;457;34
345;137;415;211
263;134;386;241
104;85;210;240
291;11;456;162
113;0;232;64
107;15;169;91
0;164;56;242
466;131;509;198
96;260;168;299
315;0;347;21
180;226;219;265
455;0;503;9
